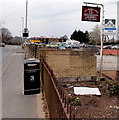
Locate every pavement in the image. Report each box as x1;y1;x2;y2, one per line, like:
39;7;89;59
97;55;118;71
2;46;45;118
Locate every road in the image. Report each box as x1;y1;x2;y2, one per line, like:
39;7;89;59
1;45;18;77
1;45;44;118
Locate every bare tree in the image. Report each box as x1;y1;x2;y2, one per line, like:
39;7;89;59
1;27;12;43
89;24;101;43
60;35;69;40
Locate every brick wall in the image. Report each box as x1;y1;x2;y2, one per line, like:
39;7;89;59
38;49;97;79
103;49;119;55
26;45;97;80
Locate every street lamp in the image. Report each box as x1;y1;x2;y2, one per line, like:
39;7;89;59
83;2;104;78
25;0;28;29
21;17;24;43
24;0;29;59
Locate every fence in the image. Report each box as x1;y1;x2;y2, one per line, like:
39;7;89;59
40;55;75;119
26;44;119;119
26;44;96;119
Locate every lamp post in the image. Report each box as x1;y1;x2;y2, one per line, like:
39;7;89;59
21;17;24;43
24;0;29;59
25;0;28;29
83;2;104;78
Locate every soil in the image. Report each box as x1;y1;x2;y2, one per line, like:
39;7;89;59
59;80;119;119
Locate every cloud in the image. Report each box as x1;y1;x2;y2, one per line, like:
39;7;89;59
1;0;118;37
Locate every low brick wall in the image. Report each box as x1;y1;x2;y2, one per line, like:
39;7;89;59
103;49;119;55
26;45;97;80
37;49;97;79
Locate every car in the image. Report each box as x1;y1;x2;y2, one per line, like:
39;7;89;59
111;45;119;49
58;46;66;50
46;42;61;48
85;45;100;54
103;45;112;49
0;43;5;47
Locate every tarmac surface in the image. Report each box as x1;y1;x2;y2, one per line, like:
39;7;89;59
2;45;45;118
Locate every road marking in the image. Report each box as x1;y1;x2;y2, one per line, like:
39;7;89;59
1;54;15;78
1;46;21;78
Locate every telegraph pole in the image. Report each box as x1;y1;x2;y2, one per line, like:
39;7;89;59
83;2;104;78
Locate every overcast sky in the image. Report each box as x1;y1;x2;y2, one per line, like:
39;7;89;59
1;0;118;38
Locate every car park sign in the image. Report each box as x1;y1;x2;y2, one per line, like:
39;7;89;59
105;19;116;34
82;6;101;22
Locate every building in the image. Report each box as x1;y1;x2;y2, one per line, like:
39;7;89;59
117;1;119;41
29;37;66;44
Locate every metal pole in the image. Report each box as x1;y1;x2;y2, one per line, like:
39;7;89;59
117;1;119;41
21;17;24;43
83;2;104;78
99;4;104;77
24;0;28;59
25;0;28;29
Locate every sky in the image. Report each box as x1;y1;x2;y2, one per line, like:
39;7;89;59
1;0;118;38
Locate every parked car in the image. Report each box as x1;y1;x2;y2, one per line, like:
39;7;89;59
84;45;100;54
0;43;5;47
103;45;112;49
46;42;61;48
111;45;119;49
58;46;66;50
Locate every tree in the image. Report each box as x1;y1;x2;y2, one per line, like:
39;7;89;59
84;31;90;43
8;36;22;45
1;27;12;44
89;24;101;43
70;30;78;40
60;35;69;40
70;29;89;43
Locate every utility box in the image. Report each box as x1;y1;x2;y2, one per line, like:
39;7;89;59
24;58;40;95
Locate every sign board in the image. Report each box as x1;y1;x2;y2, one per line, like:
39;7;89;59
105;19;116;28
82;6;101;22
23;33;29;37
23;28;29;37
104;19;116;34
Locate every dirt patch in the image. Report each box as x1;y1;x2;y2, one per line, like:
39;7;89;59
59;80;119;118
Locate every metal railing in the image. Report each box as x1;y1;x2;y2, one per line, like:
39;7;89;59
40;55;75;119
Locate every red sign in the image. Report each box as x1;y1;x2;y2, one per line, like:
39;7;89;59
82;6;100;22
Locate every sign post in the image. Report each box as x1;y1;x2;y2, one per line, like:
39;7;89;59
24;0;29;59
82;2;104;78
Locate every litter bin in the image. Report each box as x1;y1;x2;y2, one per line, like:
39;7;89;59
24;58;40;95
